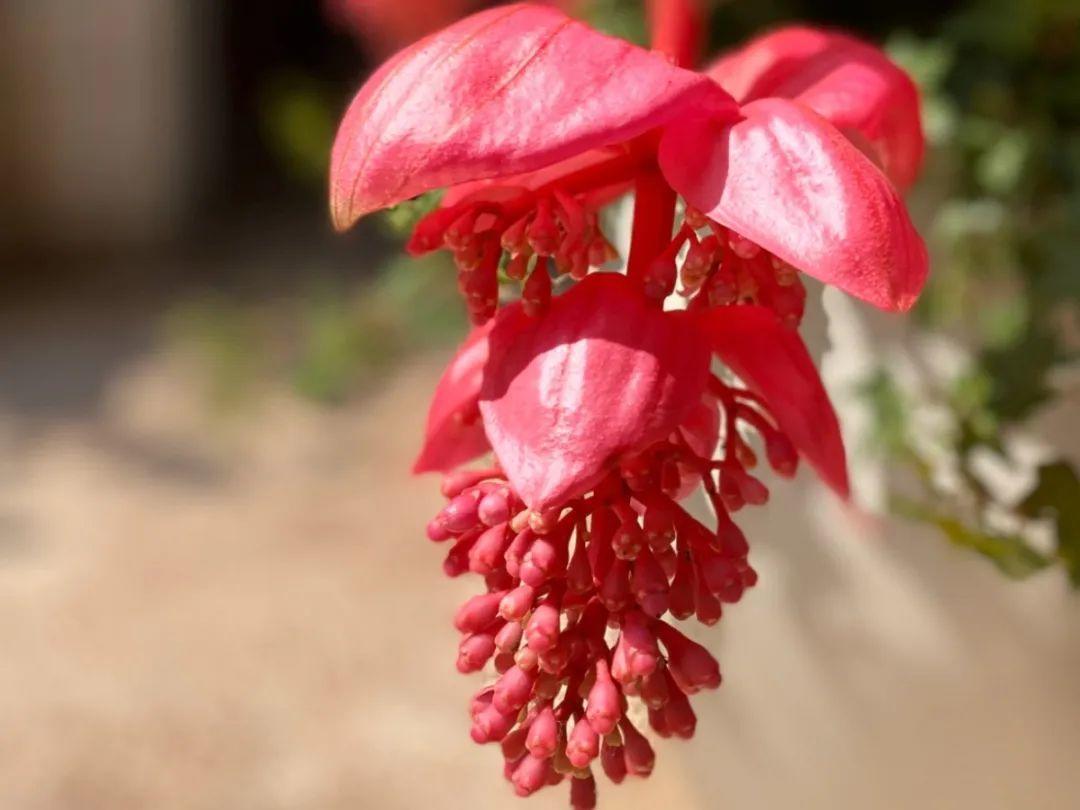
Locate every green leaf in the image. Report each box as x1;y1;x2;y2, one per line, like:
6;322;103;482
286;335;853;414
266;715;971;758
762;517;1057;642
1018;461;1080;585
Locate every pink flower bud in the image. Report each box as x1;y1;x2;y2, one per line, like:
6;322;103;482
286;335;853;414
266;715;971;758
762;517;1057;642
719;470;746;512
453;590;507;634
525;602;560;653
504;528;534;578
438;491;481;533
668;553;696;620
647;705;672;738
699;553;739;595
467;523;510;575
457;633;496;673
664;686;697;739
738;472;769;506
498;584;536;621
522;264;552;316
567;536;592;594
694;571;723;626
525;705;558;759
439;468;500;498
514;646;539;672
611;518;644;560
471;703;516;744
766;431;799;477
570;773;598;810
631;547;669;618
493;665;537;714
716;515;749;557
566;716;600;768
640;665;670;709
426;518;453;542
611;612;660;684
643;502;675;550
599;558;631;613
494;620;524;653
520;534;566;587
585;659;621;735
442;531;479;578
655;622;721;693
600;734;627;784
478;489;512;526
511;754;552;797
619;719;655;777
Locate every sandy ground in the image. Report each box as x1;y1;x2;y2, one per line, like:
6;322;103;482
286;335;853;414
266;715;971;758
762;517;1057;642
0;307;1077;809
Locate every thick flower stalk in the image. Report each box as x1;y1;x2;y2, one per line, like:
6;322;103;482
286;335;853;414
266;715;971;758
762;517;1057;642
330;2;927;807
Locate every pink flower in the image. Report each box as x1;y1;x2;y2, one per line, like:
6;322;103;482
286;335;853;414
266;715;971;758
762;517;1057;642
330;3;927;806
331;3;927;317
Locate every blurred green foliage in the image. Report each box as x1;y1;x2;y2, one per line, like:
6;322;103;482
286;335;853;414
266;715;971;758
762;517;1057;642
170;253;462;411
865;0;1079;584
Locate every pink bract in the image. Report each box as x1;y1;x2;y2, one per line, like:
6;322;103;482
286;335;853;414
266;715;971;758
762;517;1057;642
479;274;710;510
707;25;924;190
330;3;737;229
659;97;928;312
697;304;849;497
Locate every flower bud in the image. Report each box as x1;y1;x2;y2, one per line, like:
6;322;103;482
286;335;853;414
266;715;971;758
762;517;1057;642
570;773;598;810
453;591;507;634
655;622;721;693
511;754;552;797
525;602;561;653
631;547;669;618
619;719;655;777
566;717;600;768
600;733;627;784
498;584;536;621
495;620;524;653
457;633;496;673
493;665;537;714
525;705;559;759
585;659;621;735
664;686;697;739
438;492;481;534
467;523;510;575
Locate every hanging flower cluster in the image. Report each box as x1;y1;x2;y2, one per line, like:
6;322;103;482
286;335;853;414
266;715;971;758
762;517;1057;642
330;3;927;807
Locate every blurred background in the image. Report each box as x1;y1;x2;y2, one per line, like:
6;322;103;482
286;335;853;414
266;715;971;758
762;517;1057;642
0;1;1076;808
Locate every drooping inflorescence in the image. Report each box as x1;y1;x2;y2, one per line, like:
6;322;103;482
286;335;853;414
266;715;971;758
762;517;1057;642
426;374;796;807
328;3;928;806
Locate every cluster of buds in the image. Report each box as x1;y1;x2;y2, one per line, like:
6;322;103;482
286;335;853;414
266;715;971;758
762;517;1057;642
638;206;808;329
425;375;796;807
407;155;632;324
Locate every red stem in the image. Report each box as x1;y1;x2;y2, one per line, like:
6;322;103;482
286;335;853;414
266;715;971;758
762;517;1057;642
647;0;705;68
626;169;676;284
626;0;709;287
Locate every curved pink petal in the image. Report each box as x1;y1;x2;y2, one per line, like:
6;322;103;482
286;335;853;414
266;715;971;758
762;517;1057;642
330;3;736;229
697;305;848;497
659;97;928;312
413;320;500;474
707;26;924;189
479;273;710;510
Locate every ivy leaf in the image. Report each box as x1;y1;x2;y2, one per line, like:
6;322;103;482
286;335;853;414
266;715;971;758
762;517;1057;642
1018;461;1080;586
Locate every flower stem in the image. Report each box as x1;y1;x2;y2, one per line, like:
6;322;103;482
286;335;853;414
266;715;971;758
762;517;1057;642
627;169;676;285
647;0;706;68
627;0;709;288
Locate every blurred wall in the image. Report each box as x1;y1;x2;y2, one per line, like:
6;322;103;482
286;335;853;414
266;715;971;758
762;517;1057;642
1;0;215;254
